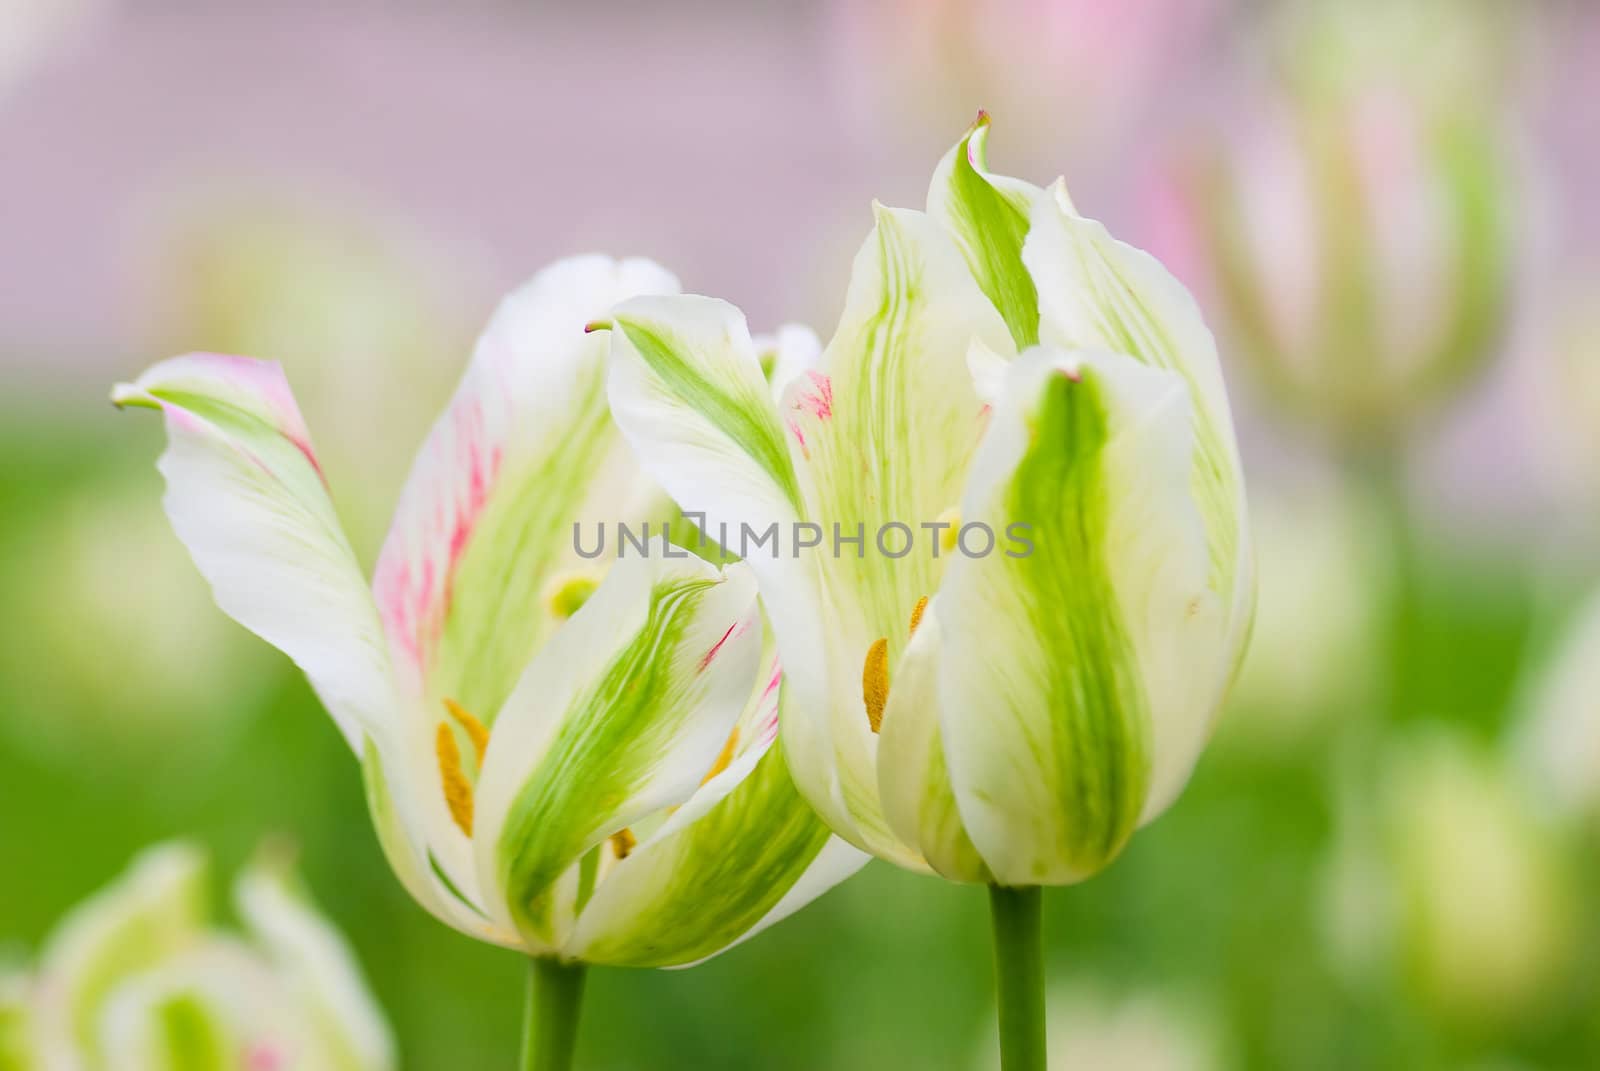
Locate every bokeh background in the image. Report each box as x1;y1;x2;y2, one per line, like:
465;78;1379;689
4;0;1599;1067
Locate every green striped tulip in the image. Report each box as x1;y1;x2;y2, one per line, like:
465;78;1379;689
603;116;1254;888
112;256;862;970
15;842;392;1071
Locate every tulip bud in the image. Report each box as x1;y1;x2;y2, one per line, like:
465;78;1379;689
973;982;1222;1071
1143;0;1515;445
1514;586;1600;821
604;116;1254;885
827;0;1226;159
1222;473;1391;747
1322;731;1577;1030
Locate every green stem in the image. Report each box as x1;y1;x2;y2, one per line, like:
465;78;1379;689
988;885;1046;1071
521;957;587;1071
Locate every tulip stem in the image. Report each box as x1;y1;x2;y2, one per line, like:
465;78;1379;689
988;885;1046;1071
521;957;587;1071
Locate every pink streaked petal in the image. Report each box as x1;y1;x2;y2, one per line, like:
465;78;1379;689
373;255;679;704
795;370;834;420
115;352;325;481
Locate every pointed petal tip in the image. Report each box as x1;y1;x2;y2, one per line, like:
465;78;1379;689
109;382;154;410
584;319;613;334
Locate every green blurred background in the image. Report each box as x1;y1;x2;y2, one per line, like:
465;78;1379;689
4;0;1599;1067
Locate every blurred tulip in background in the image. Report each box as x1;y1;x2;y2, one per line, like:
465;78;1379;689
5;843;392;1071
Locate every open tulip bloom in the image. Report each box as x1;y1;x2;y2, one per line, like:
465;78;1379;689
113;257;863;1069
7;842;393;1071
599;114;1254;1068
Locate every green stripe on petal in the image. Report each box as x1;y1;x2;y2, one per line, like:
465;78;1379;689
936;350;1220;885
114;353;499;939
786;204;1012;864
928;114;1043;349
98;990;234;1071
0;974;31;1071
112;355;394;754
566;742;836;967
36;844;209;1059
1022;184;1253;684
474;558;761;949
609;295;805;530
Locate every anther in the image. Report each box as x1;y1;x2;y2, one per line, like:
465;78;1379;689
435;723;475;837
701;727;740;785
862;638;890;733
442;698;490;765
909;596;929;637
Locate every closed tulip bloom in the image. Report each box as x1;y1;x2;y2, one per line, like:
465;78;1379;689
1514;586;1600;821
601;116;1251;1068
1322;732;1577;1031
604;116;1253;887
1144;0;1513;445
114;257;862;1066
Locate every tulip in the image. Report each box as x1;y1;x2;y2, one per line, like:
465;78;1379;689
1514;586;1600;821
1321;731;1577;1032
1;971;29;1071
114;256;863;1069
972;981;1221;1071
1223;473;1390;748
600;116;1252;1068
17;842;392;1071
1140;0;1513;448
827;0;1227;162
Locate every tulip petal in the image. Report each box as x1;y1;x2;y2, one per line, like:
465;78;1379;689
236;858;396;1071
375;256;681;723
34;844;209;1057
781;204;1012;863
877;611;992;883
565;653;865;966
928;112;1044;349
111;354;394;754
99;985;236;1071
0;972;32;1070
1023;183;1253;703
935;350;1222;885
565;742;847;967
608;294;805;542
473;558;762;949
111;354;497;941
96;941;328;1071
606;298;863;846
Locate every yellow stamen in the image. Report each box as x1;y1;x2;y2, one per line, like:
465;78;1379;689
863;637;890;733
908;596;929;637
702;727;740;785
435;723;475;837
937;508;961;553
442;698;490;765
610;828;637;860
